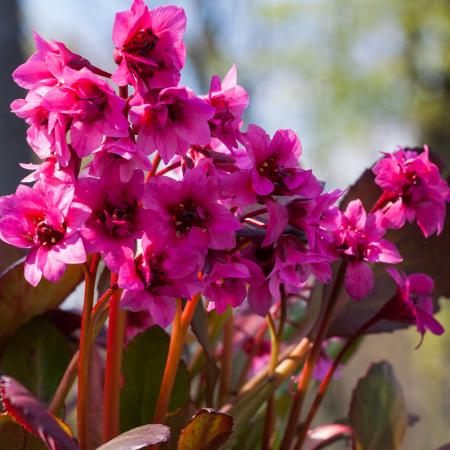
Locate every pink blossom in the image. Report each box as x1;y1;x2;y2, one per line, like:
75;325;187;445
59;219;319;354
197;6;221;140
89;137;151;183
206;65;249;149
119;233;200;328
0;181;89;286
43;67;129;157
379;269;445;342
335;199;402;300
20;155;77;184
112;0;186;91
75;172;150;272
130;87;214;163
372;146;450;237
13;32;100;90
143;168;241;258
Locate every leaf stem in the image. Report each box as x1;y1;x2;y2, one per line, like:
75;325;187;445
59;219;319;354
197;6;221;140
102;273;126;443
146;153;162;182
219;309;234;407
153;294;201;423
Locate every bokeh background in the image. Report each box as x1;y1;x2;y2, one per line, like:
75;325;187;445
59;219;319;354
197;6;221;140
0;0;449;448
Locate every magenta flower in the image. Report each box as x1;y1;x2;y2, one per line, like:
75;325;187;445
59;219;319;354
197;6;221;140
119;233;200;328
12;32;99;90
143;168;241;258
11;89;71;166
372;146;450;237
379;269;445;342
112;0;186;91
89;137;151;183
130;87;214;163
335;199;402;300
43;67;129;157
0;181;89;286
206;65;249;150
75;172;151;272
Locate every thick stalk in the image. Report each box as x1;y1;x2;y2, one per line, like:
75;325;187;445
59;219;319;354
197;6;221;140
77;263;97;450
102;274;126;443
153;294;201;423
293;315;379;450
219;309;234;407
146;153;162;181
279;262;347;450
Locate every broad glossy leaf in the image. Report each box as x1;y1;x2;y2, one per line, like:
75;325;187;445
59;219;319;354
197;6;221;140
349;361;407;450
177;408;233;450
96;424;170;450
0;413;47;450
435;445;450;450
0;317;73;405
120;326;190;432
0;376;79;450
328;169;450;337
0;259;84;347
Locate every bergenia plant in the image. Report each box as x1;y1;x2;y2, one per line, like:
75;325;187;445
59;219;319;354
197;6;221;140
0;1;449;450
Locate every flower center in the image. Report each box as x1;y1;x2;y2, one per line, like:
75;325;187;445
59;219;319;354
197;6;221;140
35;221;65;246
171;200;207;235
97;200;137;238
124;28;159;58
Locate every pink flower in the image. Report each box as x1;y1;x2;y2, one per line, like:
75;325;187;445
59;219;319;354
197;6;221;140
43;67;129;157
75;172;150;272
20;155;77;184
11;89;71;166
130;87;214;163
379;269;444;342
89;137;151;183
12;32;100;90
205;65;249;149
372;146;450;237
112;0;186;91
143;168;241;258
0;181;89;286
335;199;402;300
119;233;200;328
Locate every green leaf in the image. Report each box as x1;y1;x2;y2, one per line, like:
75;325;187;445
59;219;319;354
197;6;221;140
0;259;84;347
177;408;233;450
0;316;73;405
120;326;190;432
96;424;170;450
349;361;407;450
0;414;47;450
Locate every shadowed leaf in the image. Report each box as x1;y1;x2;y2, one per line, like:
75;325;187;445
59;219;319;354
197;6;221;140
0;376;79;450
0;413;47;450
349;361;407;450
177;408;233;450
96;424;170;450
0;317;73;405
120;326;190;432
0;259;84;347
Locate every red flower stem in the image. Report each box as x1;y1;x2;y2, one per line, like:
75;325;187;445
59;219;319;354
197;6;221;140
48;286;119;417
153;294;201;423
102;273;126;443
146;153;162;182
219;309;234;407
155;161;182;177
261;313;280;450
77;262;98;450
244;217;267;228
279;261;347;450
292;314;380;450
239;207;268;222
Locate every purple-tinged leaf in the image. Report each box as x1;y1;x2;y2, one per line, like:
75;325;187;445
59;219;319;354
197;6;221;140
96;424;170;450
177;408;233;450
303;423;353;450
349;361;407;450
0;376;80;450
435;445;450;450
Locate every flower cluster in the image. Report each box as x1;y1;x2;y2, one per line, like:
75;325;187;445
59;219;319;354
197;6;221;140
0;0;448;338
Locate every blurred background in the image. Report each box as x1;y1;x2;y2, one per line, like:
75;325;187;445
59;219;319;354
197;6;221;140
1;0;449;448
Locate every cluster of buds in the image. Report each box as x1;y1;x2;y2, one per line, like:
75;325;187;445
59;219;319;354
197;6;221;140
0;0;448;341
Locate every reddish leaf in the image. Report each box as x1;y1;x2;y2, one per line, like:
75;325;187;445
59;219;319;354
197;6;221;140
0;413;47;450
328;169;450;337
96;424;170;450
303;424;353;450
177;408;233;450
0;376;79;450
0;259;84;347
